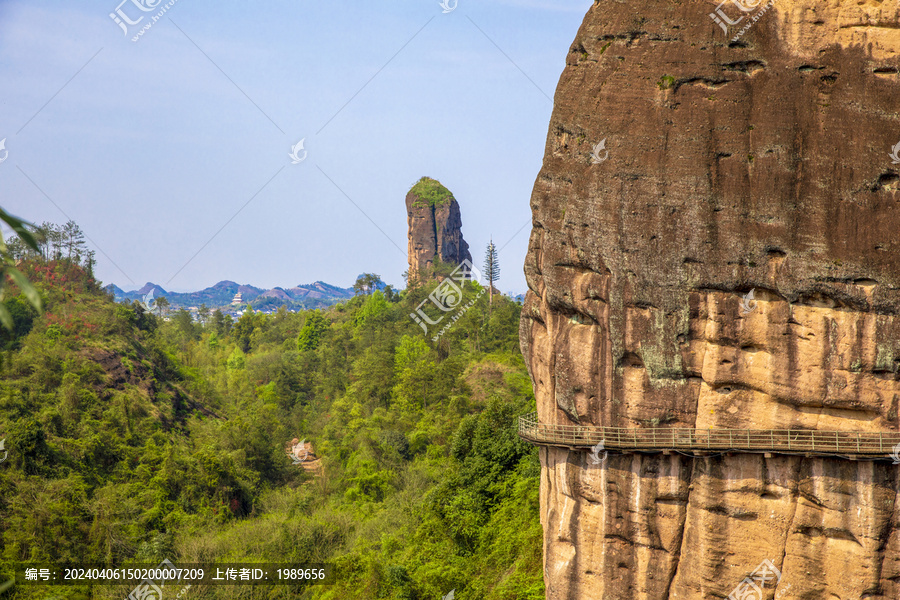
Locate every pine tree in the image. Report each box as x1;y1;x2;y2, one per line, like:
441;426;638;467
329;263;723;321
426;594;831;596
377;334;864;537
155;296;170;317
85;249;96;278
483;239;500;313
61;220;86;260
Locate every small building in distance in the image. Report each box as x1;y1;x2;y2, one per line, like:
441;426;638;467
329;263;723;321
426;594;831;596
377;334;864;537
231;292;243;306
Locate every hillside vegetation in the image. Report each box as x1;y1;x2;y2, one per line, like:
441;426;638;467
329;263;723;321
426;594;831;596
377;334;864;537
0;254;542;600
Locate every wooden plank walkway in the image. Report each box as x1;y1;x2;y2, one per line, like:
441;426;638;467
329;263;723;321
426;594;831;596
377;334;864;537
517;412;900;459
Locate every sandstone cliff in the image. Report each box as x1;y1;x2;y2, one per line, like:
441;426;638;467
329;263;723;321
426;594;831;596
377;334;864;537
406;177;472;282
520;1;900;598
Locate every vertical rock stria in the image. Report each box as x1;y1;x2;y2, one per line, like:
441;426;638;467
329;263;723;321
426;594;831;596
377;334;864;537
520;1;900;598
406;177;472;282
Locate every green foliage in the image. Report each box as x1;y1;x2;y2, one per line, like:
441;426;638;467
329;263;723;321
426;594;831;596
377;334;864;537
657;74;676;90
232;308;264;352
483;239;500;287
7;418;52;475
226;347;246;371
392;336;436;412
379;430;410;461
154;295;170;317
355;290;389;329
0;257;541;600
0;207;43;330
0;296;38;351
211;309;232;335
297;310;328;351
353;273;384;296
172;309;197;340
409;176;454;208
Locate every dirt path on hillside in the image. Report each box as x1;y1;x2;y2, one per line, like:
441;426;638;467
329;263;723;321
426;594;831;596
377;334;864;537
286;438;323;479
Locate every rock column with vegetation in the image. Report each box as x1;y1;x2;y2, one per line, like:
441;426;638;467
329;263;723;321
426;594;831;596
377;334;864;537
406;177;472;283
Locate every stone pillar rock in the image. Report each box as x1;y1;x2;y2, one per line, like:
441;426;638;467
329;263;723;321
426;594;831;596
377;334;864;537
406;177;472;282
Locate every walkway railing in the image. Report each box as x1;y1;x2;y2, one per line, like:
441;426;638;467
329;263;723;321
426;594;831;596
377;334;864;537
517;412;900;458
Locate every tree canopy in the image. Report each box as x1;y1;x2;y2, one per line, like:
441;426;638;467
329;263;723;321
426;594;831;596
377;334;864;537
0;218;540;600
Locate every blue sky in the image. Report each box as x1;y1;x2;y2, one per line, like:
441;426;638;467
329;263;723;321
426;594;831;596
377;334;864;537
0;0;591;293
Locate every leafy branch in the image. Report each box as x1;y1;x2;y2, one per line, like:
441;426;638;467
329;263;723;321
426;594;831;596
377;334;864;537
0;207;42;330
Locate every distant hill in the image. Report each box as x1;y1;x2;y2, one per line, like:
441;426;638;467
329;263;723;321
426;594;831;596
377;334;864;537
105;279;353;311
137;282;168;296
287;281;354;300
163;280;265;308
105;282;169;302
104;283;126;297
252;282;354;311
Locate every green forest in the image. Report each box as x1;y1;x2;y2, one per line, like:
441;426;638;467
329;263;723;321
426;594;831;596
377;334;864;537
0;220;542;599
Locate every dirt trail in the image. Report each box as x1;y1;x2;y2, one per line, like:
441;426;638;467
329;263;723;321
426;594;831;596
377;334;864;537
286;438;323;478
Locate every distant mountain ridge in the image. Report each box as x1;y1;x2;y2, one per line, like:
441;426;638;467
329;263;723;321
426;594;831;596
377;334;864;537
105;279;354;310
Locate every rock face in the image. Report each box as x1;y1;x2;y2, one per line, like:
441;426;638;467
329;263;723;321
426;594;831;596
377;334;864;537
406;177;472;282
520;1;900;598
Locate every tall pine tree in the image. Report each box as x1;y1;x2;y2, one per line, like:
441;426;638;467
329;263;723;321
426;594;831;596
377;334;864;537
483;238;499;313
